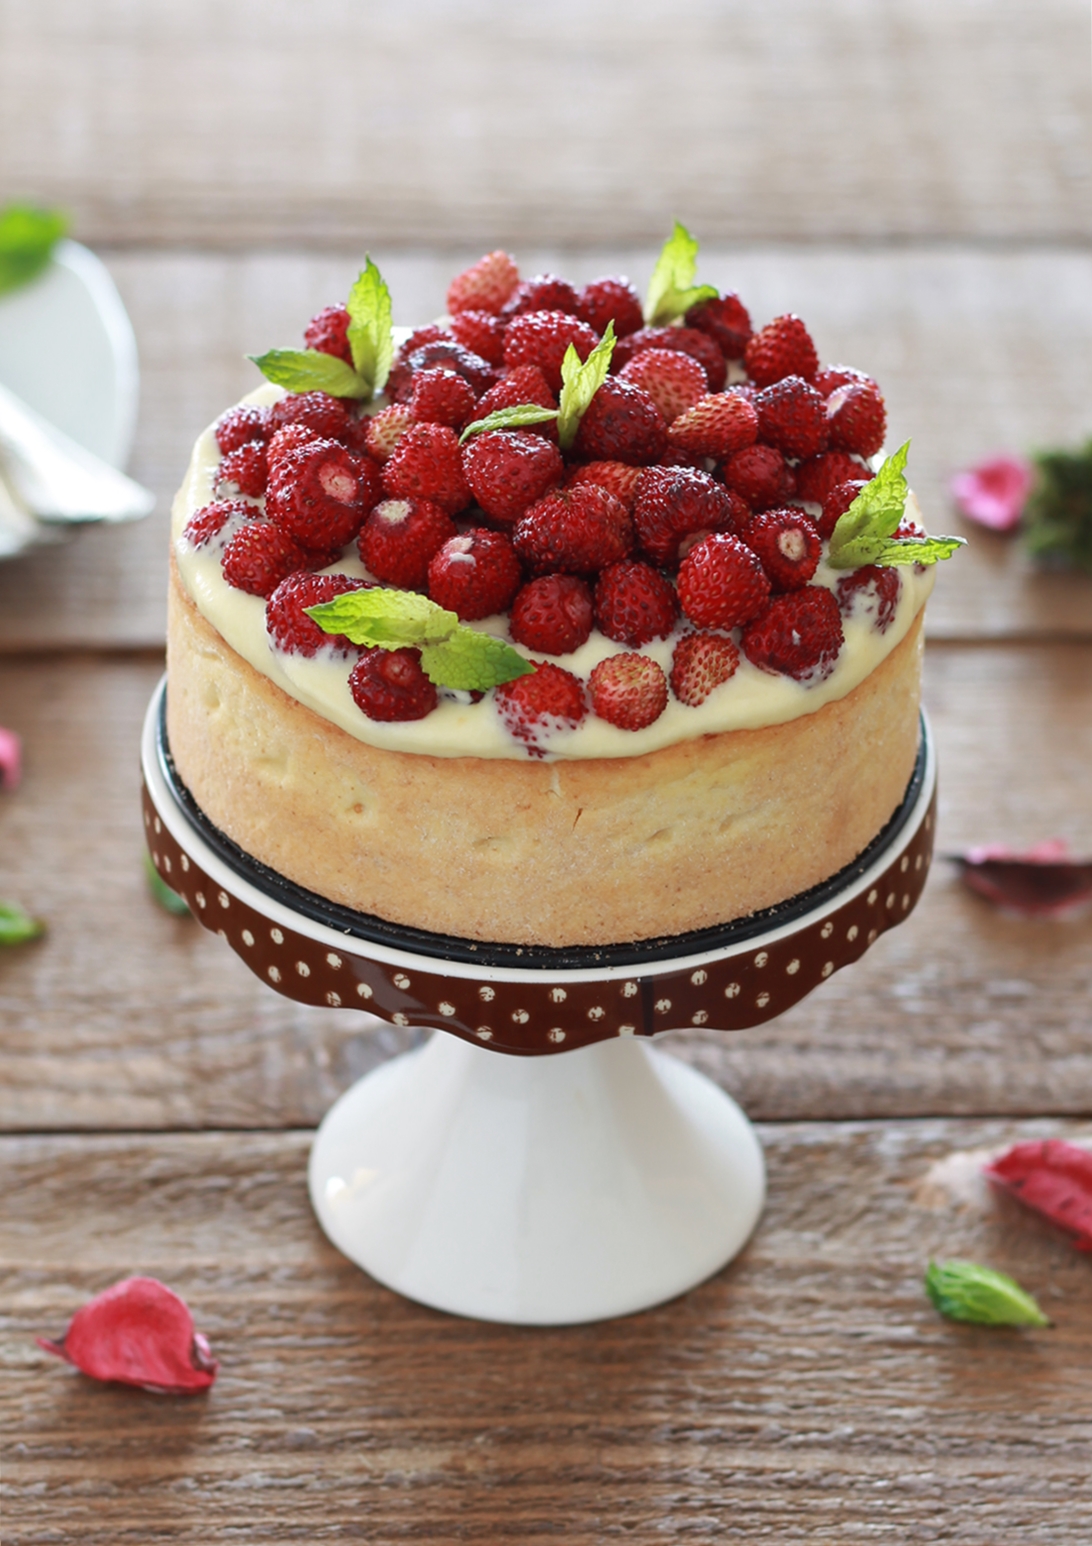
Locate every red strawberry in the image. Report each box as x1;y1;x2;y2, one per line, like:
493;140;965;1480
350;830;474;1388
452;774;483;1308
670;631;740;707
814;364;876;398
826;380;886;457
427;528;522;620
448;309;507;366
513;485;634;576
270;391;352;439
619;348;707;422
364;403;415;463
744;314;819;387
183;499;255;551
589;653;668;731
741;509;821;590
795;451;869;508
409;367;479;430
446;251;520;317
472;364;558;438
577;276;644;338
501;274;580;319
755;375;829;459
612;325;726;392
358;497;457;589
215;440;267;498
462;430;563;525
303;305;353;365
677;533;771;629
633;465;741;568
818;476;872;539
406;340;494;395
571;377;667;466
396;324;449;362
594;559;679;647
741;586;844;681
495;660;587;752
503;311;600;394
265;571;373;656
337;411;373;459
509;575;594;656
214;403;271;455
565;460;643;512
266;423;318;470
836;565;900;632
349;647;437;722
267;438;379;551
721;443;794;510
221;520;308;597
668;391;759;460
382;422;471;515
685;294;753;359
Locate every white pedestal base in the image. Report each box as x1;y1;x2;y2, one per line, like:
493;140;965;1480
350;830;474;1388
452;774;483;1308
309;1032;765;1325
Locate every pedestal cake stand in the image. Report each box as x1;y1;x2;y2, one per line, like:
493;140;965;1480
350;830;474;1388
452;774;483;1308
142;679;936;1325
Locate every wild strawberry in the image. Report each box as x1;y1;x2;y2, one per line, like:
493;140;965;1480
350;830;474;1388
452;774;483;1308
571;377;667;466
826;380;886;458
509;575;594;656
303;305;353;365
358;497;457;589
594;560;679;647
818;476;873;539
755;375;828;459
668;391;759;460
215;440;268;498
685;294;752;359
396;324;449;362
836;565;900;632
267;439;379;551
633;465;740;568
589;653;668;731
503;311;600;393
744;314;819;387
513;485;634;576
428;528;522;620
577;276;644;337
677;533;771;629
364;403;415;463
472;364;558;438
565;460;643;511
406;340;495;395
382;422;471;515
183;499;255;551
462;430;563;525
409;367;479;430
384;361;415;404
446;251;520;317
221;520;308;597
270;390;352;439
449;309;507;366
349;647;437;722
670;631;740;707
741;509;821;590
214;403;271;454
619;348;707;422
795;450;868;508
722;443;793;509
501;274;580;318
814;364;876;398
741;586;844;681
495;661;587;752
267;423;317;470
266;571;373;656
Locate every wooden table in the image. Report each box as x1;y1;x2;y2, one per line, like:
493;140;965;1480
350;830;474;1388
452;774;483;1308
2;3;1091;1539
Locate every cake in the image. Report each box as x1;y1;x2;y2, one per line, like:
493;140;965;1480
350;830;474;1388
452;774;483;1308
166;232;957;948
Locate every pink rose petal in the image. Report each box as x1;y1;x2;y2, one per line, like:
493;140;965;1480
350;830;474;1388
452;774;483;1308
985;1140;1092;1251
950;455;1033;532
0;726;21;791
951;840;1092;918
37;1276;218;1394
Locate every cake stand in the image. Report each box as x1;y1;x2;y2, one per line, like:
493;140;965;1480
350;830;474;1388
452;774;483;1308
142;679;936;1324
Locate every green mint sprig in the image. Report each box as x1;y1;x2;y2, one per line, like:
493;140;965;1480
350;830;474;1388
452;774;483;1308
306;589;534;692
643;221;719;327
249;256;394;402
1023;438;1092;574
925;1259;1050;1327
827;442;965;569
144;853;191;917
0;203;68;298
460;403;561;443
0;899;44;946
557;322;615;450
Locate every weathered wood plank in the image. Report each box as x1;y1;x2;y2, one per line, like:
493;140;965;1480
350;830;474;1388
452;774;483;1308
3;1119;1091;1543
1;646;1090;1132
1;0;1089;247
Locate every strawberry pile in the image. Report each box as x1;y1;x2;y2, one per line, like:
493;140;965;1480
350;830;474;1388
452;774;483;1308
184;237;905;745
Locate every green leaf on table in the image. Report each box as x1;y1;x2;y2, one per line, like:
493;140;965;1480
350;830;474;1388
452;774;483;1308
827;442;965;569
1023;437;1092;575
144;852;191;917
0;899;44;945
643;221;719;326
346;257;395;399
460;404;560;443
0;203;68;297
248;348;370;399
556;322;616;452
925;1259;1050;1327
420;631;533;692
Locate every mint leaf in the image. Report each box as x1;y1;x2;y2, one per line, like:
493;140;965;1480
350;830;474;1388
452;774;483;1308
306;589;457;647
0;203;68;297
460;404;559;443
0;899;44;946
874;535;966;566
420;632;533;691
249;348;369;399
557;322;616;451
346;258;394;400
925;1260;1049;1327
826;442;965;569
643;221;719;326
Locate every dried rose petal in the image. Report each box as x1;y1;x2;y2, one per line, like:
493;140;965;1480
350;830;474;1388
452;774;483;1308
951;840;1092;918
985;1140;1092;1251
950;455;1033;532
38;1277;218;1394
0;726;21;791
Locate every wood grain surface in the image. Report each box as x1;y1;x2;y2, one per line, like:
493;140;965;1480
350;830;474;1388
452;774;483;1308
4;1119;1091;1543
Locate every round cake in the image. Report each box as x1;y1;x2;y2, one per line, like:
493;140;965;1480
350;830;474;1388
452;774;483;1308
166;239;952;948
